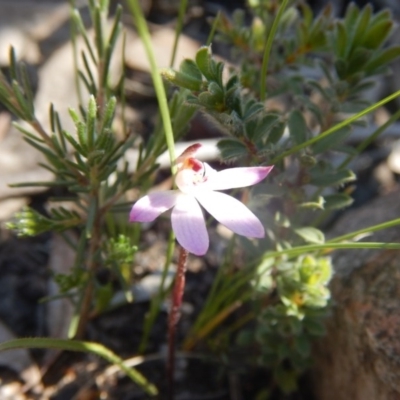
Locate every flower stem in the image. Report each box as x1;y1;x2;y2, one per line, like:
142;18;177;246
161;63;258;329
167;246;188;400
74;222;101;339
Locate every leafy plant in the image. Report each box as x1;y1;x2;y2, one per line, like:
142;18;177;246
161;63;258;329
161;1;400;394
1;0;400;397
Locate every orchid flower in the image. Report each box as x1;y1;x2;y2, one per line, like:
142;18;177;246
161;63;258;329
129;143;273;256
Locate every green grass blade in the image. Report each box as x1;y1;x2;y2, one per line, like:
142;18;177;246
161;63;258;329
127;0;177;175
260;0;290;101
0;338;158;395
271;89;400;163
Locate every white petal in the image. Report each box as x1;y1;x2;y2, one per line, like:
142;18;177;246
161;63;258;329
171;194;209;256
202;166;273;191
129;191;179;222
195;191;264;238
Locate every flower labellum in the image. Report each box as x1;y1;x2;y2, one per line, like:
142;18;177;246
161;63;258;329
130;143;273;255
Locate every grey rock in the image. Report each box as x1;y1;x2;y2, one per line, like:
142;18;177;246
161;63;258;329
313;187;400;400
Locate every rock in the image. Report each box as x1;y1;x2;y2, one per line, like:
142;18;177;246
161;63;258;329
0;125;53;199
312;186;400;400
34;17;128;132
124;25;200;71
0;1;71;66
0;16;127;200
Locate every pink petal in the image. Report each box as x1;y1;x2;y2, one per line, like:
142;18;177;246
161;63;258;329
195;191;264;238
129;191;179;222
171;194;209;255
202;166;273;191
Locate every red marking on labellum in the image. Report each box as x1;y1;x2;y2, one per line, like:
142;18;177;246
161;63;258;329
186;157;203;172
175;143;202;165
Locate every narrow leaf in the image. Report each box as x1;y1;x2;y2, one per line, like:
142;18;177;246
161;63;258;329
294;227;325;244
323;193;354;210
309;168;356;187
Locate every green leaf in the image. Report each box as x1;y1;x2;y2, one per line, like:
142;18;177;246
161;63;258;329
243;100;264;121
334;58;348;79
101;96;117;130
198;91;224;109
267;121;286;144
214;61;225;87
307;11;328;49
244;119;258;140
298;196;325;210
225;86;241;114
362;19;393;49
179;58;203;81
288;110;308;145
161;68;203;91
346;47;371;76
179;59;203;83
334;21;348;58
294;335;311;357
86;95;97;149
350;3;372;51
315;257;333;284
365;46;400;74
195;46;214;81
369;8;391;28
309;168;356;187
344;3;360;35
208;81;224;100
348;79;376;95
323;193;354;210
303;318;326;336
217;138;248;161
294;227;325;244
300;3;313;29
63;129;87;156
251;114;280;143
226;74;239;91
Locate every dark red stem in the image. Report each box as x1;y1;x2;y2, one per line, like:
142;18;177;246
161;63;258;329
167;246;189;400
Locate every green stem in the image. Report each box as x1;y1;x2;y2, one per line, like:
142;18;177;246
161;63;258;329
339;108;400;170
262;241;400;261
0;338;157;395
127;0;177;175
260;0;289;101
206;11;221;46
73;193;101;339
270;89;400;164
328;218;400;243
